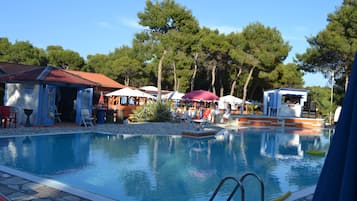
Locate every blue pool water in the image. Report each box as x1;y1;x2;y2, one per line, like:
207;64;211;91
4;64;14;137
0;128;331;201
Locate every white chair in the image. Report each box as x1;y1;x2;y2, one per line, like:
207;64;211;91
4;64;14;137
222;112;231;123
54;105;62;123
81;108;95;127
49;106;62;123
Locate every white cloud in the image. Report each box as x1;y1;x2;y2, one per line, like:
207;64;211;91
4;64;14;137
96;21;114;29
119;17;143;30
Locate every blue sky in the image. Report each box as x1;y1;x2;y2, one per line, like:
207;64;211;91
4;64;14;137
1;0;342;87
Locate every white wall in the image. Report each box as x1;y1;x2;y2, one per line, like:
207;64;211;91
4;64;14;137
5;83;40;125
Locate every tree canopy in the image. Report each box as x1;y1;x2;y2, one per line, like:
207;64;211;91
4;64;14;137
296;3;357;91
2;0;352;120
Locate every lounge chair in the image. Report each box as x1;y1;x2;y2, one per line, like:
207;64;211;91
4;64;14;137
81;108;95;127
49;105;62;123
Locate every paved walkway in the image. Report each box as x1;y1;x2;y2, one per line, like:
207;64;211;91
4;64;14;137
0;122;314;201
0;171;90;201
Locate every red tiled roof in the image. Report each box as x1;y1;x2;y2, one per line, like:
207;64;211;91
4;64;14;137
0;62;40;75
0;66;97;87
66;70;126;89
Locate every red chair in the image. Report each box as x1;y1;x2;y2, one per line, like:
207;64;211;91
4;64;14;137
0;192;10;201
202;108;211;119
0;106;17;128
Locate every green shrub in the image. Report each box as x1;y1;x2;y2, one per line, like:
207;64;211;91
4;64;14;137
132;102;173;122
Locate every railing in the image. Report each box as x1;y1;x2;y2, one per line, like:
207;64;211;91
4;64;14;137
210;172;264;201
209;176;244;201
239;172;265;201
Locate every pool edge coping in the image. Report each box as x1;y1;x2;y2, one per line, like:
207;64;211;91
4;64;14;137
286;185;315;201
0;165;116;201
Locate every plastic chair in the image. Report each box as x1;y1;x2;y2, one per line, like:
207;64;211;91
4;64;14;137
54;105;62;123
49;105;62;123
80;108;95;127
0;106;17;128
0;192;10;201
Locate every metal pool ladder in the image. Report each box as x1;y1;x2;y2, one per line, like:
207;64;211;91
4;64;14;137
209;172;265;201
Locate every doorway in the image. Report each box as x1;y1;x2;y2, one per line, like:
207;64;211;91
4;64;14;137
57;87;77;122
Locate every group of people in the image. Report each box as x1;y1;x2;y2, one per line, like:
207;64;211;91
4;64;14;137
174;102;232;123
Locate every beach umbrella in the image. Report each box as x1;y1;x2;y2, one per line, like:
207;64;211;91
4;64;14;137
98;91;104;105
162;91;185;100
105;87;156;99
220;95;243;104
140;86;158;92
105;87;138;97
313;52;357;201
132;89;157;99
219;95;252;105
218;95;252;110
182;90;219;101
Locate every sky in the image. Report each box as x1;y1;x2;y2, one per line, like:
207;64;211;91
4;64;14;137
1;0;342;87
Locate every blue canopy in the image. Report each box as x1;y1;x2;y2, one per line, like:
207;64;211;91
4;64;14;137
313;52;357;201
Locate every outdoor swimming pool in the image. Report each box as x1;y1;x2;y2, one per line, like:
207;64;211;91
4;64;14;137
0;128;332;201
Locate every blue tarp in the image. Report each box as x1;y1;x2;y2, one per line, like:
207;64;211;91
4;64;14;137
313;52;357;201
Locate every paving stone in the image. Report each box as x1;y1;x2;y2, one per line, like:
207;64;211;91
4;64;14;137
22;182;43;191
7;191;28;200
31;198;53;201
20;188;38;196
16;195;38;201
0;173;11;178
5;177;29;185
60;195;82;201
0;184;16;195
8;184;21;190
32;186;64;199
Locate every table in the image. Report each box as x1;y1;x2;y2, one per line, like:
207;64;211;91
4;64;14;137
192;119;209;130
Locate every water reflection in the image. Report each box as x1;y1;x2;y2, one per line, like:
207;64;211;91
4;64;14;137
0;134;90;175
260;129;330;160
0;130;332;201
261;133;303;159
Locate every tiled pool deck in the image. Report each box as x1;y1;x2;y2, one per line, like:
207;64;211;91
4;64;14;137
0;122;315;201
0;170;90;201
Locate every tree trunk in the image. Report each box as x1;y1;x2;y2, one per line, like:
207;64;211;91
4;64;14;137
173;61;177;91
241;66;256;114
191;52;198;92
211;62;217;94
230;67;242;95
157;50;167;102
124;76;130;86
345;72;349;92
219;69;224;96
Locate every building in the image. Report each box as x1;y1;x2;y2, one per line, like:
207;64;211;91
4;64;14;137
263;88;308;117
0;63;125;126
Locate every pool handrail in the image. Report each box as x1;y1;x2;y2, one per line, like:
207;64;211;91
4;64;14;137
209;176;245;201
210;172;264;201
239;172;265;201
